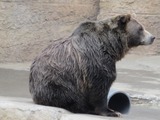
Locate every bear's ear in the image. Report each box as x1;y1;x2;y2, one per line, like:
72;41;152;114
109;14;131;29
117;14;131;25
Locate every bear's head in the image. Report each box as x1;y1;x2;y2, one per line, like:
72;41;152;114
107;14;155;48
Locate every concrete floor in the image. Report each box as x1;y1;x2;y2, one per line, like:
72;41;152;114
0;55;160;119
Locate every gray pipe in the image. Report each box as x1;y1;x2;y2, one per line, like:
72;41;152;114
107;89;131;114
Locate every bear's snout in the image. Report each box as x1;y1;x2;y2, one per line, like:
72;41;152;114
150;36;155;43
141;30;155;45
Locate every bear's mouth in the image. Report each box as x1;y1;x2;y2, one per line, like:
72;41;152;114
140;38;155;45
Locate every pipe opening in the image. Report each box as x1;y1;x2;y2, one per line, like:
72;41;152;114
108;92;130;114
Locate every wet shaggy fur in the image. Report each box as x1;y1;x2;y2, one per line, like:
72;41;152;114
29;14;153;117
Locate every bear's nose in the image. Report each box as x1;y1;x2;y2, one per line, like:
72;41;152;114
151;36;155;40
151;36;155;43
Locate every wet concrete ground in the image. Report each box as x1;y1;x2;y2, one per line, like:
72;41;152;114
0;55;160;119
0;68;30;98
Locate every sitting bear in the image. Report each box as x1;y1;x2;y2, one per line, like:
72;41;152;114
29;14;155;117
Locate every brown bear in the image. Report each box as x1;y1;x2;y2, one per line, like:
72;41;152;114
29;14;155;117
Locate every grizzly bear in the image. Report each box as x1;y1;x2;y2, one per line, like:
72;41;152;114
29;14;155;117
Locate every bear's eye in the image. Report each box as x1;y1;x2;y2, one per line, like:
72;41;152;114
139;26;143;31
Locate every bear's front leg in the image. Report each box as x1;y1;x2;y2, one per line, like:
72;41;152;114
87;77;121;117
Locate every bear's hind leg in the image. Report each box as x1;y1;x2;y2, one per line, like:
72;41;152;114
33;83;92;114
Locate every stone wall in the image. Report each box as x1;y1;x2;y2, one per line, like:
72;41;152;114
0;0;100;62
0;0;159;62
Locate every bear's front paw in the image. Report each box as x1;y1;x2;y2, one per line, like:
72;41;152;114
96;108;121;117
104;111;121;117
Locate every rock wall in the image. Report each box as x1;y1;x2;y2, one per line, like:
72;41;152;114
0;0;100;62
0;0;159;62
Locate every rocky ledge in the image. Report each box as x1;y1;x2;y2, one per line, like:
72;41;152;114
0;97;121;120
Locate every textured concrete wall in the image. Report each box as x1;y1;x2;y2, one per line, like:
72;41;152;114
0;0;159;62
